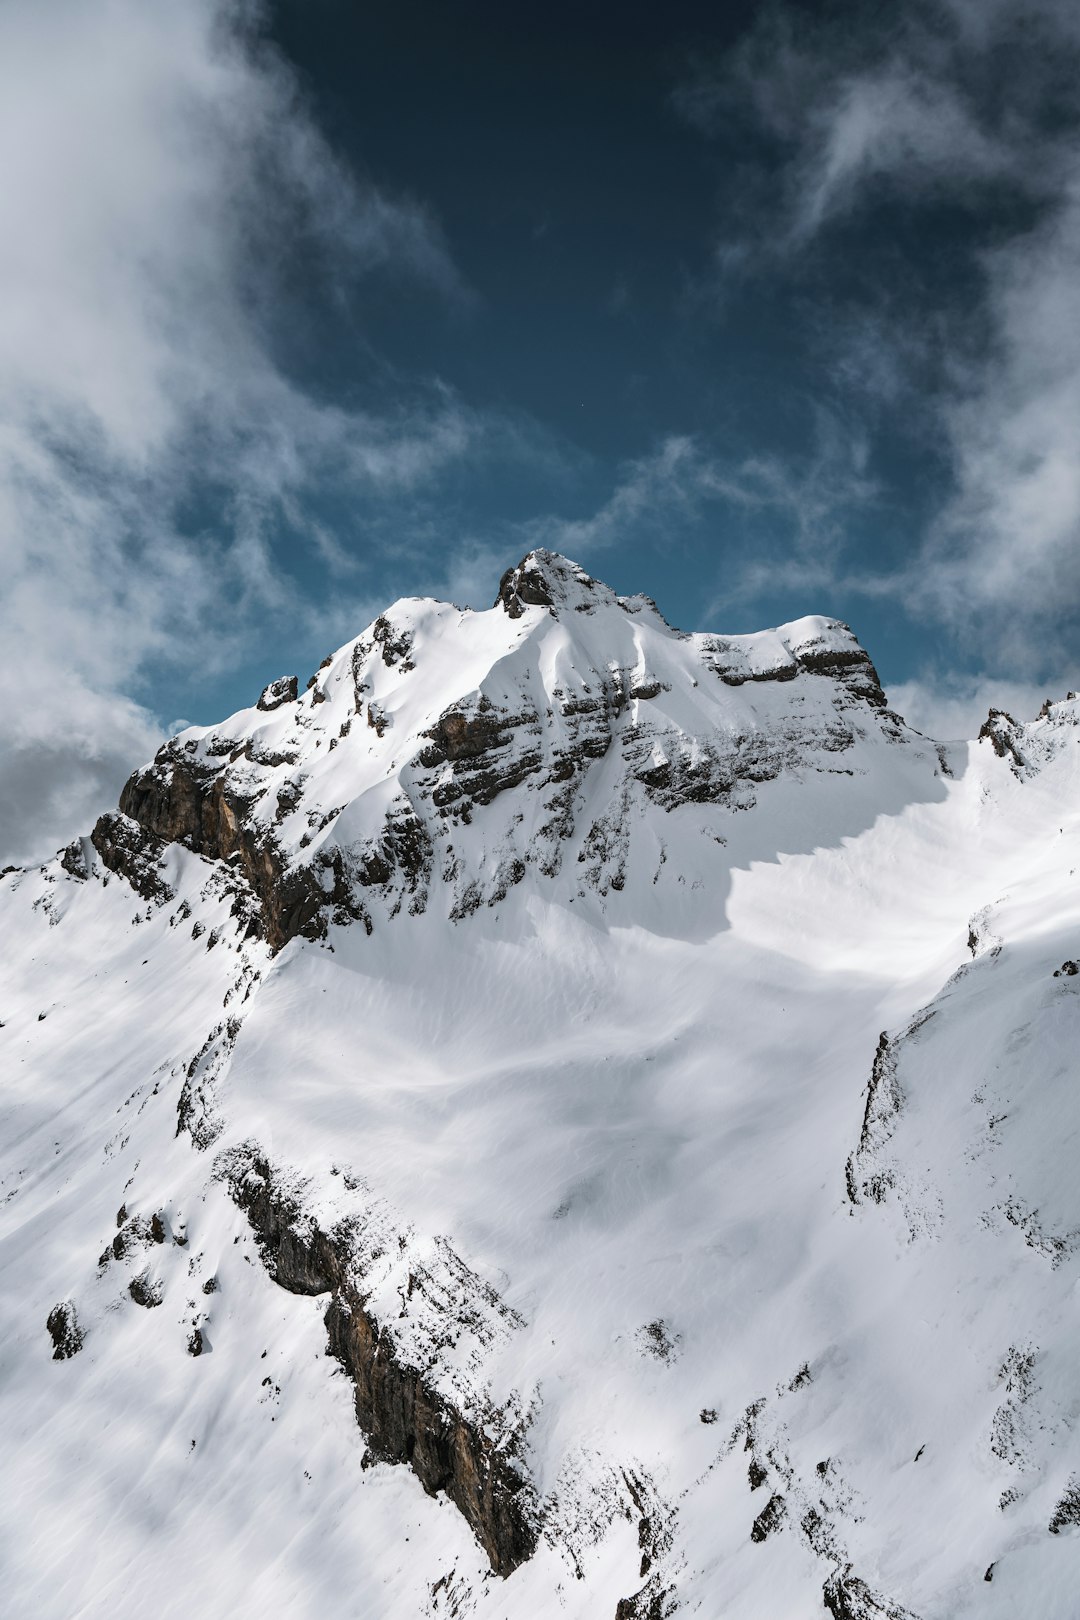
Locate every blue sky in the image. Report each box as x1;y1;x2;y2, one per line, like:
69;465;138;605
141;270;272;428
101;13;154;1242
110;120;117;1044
3;0;1079;860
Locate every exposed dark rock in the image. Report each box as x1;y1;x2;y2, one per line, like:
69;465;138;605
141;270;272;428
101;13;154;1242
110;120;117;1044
613;1582;676;1620
275;779;304;820
637;1319;680;1362
614;1470;677;1620
846;1012;935;1206
257;675;298;712
991;1346;1038;1466
496;555;555;618
46;1300;83;1360
129;1271;164;1308
417;698;543;816
1048;1476;1080;1534
113;1213;154;1258
59;838;91;880
495;548;620;621
422;703;506;764
246;741;299;769
90;812;174;906
822;1568;920;1619
371;615;416;671
1000;1196;1077;1267
748;1458;768;1491
854;1030;900;1172
188;1326;204;1356
702;640;796;687
750;1493;786;1542
176;1019;241;1149
201;1275;218;1295
98;743;347;952
150;1212;166;1243
699;1407;717;1425
630;712;855;815
801;1505;832;1555
218;1148;538;1578
978;709;1027;772
797;639;887;708
1053;961;1079;978
701;625;885;708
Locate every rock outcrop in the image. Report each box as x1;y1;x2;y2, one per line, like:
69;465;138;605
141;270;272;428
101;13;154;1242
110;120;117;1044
1049;1477;1080;1534
91;743;363;951
218;1147;538;1578
822;1569;920;1620
257;675;298;712
46;1300;83;1360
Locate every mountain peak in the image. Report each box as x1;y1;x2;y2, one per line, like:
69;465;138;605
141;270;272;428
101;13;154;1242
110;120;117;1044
494;548;615;618
77;549;934;964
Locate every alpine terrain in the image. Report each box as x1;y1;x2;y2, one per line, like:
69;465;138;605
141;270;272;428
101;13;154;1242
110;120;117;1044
4;548;1080;1620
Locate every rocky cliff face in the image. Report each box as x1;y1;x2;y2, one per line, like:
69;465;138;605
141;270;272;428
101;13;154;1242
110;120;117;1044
219;1145;538;1576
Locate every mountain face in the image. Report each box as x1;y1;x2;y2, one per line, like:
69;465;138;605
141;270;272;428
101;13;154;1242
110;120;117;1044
3;549;1080;1619
90;548;905;956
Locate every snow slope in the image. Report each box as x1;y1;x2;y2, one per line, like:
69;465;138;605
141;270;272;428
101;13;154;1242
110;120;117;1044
2;551;1080;1619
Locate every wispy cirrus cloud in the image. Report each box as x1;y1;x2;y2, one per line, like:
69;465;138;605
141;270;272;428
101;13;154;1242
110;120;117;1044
673;0;1080;699
885;671;1064;744
506;419;877;620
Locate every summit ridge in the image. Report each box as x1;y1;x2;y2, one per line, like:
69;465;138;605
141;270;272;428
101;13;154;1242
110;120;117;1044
88;550;921;951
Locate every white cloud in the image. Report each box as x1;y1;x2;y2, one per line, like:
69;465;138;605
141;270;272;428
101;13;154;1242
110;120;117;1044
0;0;472;864
886;672;1067;743
917;188;1080;669
521;436;707;555
676;0;1080;679
0;685;163;870
794;67;1009;238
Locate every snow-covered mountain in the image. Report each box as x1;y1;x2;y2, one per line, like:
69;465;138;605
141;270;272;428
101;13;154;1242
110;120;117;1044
3;549;1080;1619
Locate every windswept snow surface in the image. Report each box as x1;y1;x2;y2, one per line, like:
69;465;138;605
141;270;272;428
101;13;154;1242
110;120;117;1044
2;552;1080;1619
